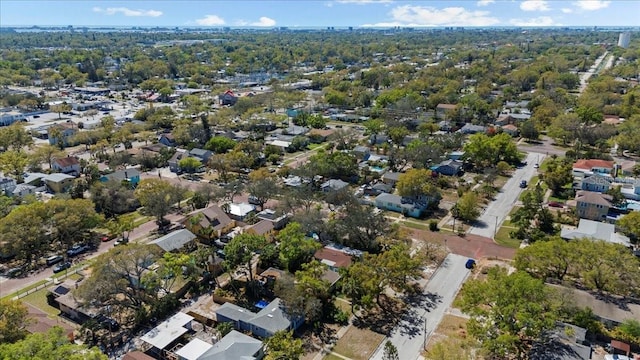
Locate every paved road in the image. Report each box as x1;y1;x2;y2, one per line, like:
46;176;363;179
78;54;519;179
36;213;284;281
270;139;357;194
369;254;470;360
469;152;545;239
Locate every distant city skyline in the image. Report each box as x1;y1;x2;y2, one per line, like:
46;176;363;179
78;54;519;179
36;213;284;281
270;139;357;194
1;1;639;28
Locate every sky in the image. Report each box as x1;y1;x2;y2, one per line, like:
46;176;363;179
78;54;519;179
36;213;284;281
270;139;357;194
1;1;638;28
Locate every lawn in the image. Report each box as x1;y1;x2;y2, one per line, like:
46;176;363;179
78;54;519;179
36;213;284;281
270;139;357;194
494;226;521;249
1;279;48;300
21;287;60;317
334;298;353;317
424;314;478;358
331;326;385;360
401;220;432;231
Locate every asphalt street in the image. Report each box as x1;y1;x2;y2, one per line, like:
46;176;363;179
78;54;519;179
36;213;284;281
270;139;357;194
369;253;470;360
469;151;545;239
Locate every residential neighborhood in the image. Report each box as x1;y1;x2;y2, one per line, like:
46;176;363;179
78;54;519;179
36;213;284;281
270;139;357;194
0;23;639;360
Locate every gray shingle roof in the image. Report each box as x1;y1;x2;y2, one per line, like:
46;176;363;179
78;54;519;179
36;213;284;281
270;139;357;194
198;330;262;360
150;229;196;252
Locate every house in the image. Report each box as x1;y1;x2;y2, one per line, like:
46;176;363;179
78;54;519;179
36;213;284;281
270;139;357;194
43;173;75;193
140;312;194;355
321;179;349;192
574;191;613;221
573;159;615;177
100;168;140;187
48;123;78;147
501;124;519;137
215;298;303;338
529;323;592;360
186;205;236;240
382;172;402;187
314;247;353;272
374;193;424;218
580;174;612;193
189;148;213;164
369;134;389;145
432;159;463;176
256;209;289;230
561;219;631;247
51;156;81;176
11;183;37;197
364;182;393;196
436;103;457;118
283;125;309;136
150;229;197;253
175;330;264;360
48;281;97;324
352;145;371;160
245;220;275;238
458;123;486;134
0;177;17;195
308;128;334;143
158;133;177;147
438;120;453;132
227;202;256;221
0;110;27;126
219;90;238;106
266;139;292;152
168;149;189;173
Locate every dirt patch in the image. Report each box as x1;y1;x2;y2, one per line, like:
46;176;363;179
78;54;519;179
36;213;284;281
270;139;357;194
332;326;385;360
407;229;517;260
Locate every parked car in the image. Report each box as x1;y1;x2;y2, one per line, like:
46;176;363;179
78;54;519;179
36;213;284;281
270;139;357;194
101;235;113;242
46;255;64;266
548;202;564;208
52;261;71;273
95;314;120;331
465;259;477;270
534;163;540;169
248;195;261;205
519;180;528;188
6;266;25;278
66;244;90;257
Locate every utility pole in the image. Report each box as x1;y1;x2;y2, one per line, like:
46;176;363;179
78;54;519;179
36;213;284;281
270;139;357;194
494;215;498;239
423;317;428;350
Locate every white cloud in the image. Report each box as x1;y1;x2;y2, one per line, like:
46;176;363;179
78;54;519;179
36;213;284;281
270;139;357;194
363;5;499;27
561;7;573;13
92;7;162;17
572;0;610;10
251;17;276;27
520;1;550;11
477;0;495;6
195;15;225;26
509;16;559;26
336;0;393;3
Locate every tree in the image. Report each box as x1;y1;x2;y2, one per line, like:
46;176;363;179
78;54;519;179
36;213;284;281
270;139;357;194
277;222;321;273
510;185;556;241
0;326;107;360
542;159;573;197
0;299;30;343
208;154;231;183
75;243;163;319
514;237;575;280
0;150;29;183
458;267;559;359
50;103;71;119
246;178;278;211
30;144;66;170
382;341;399;360
205;136;237;154
90;180;139;218
617;211;640;243
264;330;304;360
0;123;33;151
396;168;441;202
134;178;177;224
455;191;481;223
520;120;539;141
178;157;202;174
463;133;522;169
106;213;136;240
224;233;267;283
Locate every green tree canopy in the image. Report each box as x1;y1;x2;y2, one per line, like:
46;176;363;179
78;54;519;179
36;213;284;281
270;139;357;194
458;267;559;359
276;222;321;273
0;299;30;343
264;330;304;360
0;326;107;360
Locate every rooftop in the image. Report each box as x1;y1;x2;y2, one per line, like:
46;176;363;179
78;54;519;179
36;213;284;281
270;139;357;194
140;312;193;350
573;159;615;171
151;229;196;252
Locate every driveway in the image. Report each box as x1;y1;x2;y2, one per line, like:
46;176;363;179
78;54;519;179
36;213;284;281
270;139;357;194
468;152;545;239
369;253;470;360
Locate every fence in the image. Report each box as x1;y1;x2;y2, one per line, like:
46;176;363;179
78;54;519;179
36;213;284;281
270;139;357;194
12;265;87;300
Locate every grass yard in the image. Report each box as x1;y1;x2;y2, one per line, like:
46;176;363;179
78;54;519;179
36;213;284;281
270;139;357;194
424;314;478;359
334;298;353;317
401;220;432;231
1;279;48;300
331;326;385;360
21;287;60;317
494;226;521;249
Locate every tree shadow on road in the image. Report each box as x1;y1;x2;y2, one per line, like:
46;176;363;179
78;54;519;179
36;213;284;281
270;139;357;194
395;292;443;338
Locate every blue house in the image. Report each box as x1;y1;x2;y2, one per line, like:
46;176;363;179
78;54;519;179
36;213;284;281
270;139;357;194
374;193;424;218
215;298;303;338
580;174;612;193
432;160;463;176
100;168;140;187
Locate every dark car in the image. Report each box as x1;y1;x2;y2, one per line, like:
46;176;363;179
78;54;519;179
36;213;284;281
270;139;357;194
66;244;90;257
548;202;564;208
45;255;64;266
6;266;25;278
53;261;71;273
519;180;528;188
465;259;477;270
95;314;120;331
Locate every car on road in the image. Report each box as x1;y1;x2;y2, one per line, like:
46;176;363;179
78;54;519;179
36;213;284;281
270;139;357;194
6;266;25;278
114;237;129;246
547;202;564;208
52;261;71;273
45;255;64;266
519;180;528;188
534;163;539;169
465;259;477;269
101;235;114;242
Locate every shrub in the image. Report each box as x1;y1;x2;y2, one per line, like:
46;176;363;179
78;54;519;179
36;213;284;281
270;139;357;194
429;220;439;232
